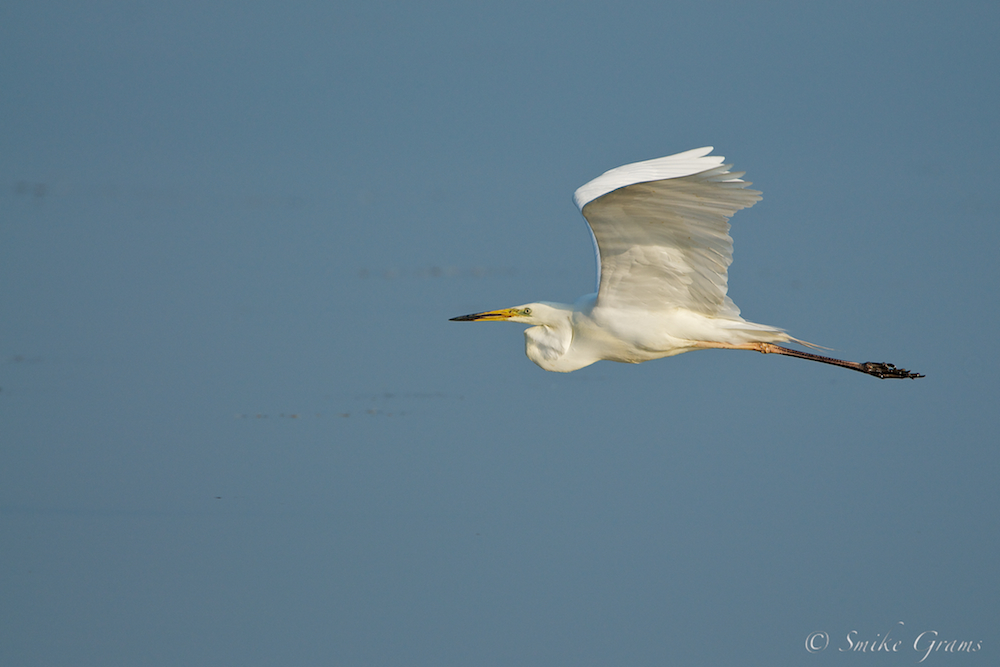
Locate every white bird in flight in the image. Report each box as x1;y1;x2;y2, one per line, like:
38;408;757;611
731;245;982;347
451;147;922;379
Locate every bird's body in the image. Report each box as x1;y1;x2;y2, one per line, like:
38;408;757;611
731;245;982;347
512;297;788;373
452;148;922;379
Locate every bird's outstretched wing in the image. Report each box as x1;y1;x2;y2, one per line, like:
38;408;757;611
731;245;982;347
574;147;761;317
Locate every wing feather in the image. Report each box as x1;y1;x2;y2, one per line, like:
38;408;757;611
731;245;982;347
575;151;761;316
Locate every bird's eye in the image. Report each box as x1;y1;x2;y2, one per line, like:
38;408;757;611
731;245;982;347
523;307;532;315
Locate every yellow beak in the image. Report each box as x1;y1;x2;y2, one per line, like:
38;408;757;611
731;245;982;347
449;308;518;322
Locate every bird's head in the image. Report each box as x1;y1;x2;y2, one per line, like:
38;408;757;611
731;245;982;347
449;302;567;326
450;301;580;371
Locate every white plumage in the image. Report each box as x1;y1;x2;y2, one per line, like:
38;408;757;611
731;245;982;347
451;148;923;379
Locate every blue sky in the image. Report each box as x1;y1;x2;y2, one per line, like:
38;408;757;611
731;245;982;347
2;2;998;665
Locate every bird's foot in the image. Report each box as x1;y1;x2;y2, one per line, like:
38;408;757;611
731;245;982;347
859;362;924;379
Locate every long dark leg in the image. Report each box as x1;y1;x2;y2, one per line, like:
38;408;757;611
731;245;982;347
757;343;924;379
694;341;924;379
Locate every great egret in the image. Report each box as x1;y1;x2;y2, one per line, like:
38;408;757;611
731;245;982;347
451;147;922;379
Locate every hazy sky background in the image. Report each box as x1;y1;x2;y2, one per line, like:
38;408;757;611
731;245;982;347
2;2;998;666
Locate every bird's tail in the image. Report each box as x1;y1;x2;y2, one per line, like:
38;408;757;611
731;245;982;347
787;336;832;351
